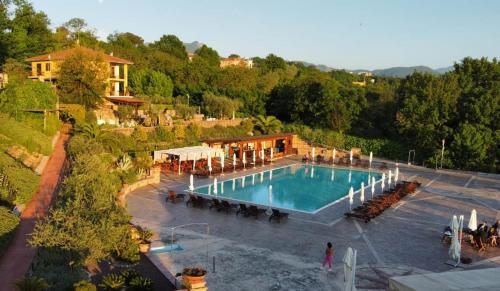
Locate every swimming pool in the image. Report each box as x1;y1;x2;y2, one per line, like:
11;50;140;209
192;164;382;213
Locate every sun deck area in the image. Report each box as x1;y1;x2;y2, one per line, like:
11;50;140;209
126;156;500;290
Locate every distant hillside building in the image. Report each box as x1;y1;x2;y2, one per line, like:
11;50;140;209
219;57;253;69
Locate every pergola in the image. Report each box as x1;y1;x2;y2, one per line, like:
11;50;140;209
153;146;224;175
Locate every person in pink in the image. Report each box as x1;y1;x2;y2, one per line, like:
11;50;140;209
322;242;333;271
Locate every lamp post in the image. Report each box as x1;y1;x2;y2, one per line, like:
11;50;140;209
440;139;445;169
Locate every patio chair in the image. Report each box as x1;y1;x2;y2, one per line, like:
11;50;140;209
268;209;289;223
246;205;265;219
167;190;185;203
220;200;235;214
186;194;204;208
209;199;222;211
236;204;248;216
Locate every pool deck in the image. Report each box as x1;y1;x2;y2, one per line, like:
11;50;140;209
126;156;500;290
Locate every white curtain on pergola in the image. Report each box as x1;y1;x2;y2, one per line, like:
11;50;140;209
153;146;224;174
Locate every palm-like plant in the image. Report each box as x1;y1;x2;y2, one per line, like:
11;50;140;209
253;115;282;134
116;154;132;171
76;123;119;153
100;274;125;290
14;276;49;291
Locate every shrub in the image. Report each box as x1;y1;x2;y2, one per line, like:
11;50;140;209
0;114;53;155
129;276;153;291
100;274;125;290
14;276;49;291
0;151;40;205
73;280;97;291
0;206;20;257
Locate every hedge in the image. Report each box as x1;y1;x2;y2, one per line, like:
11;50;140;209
0;151;40;205
0;206;20;257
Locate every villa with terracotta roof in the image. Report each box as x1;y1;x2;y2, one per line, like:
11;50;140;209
26;46;145;126
219;56;253;69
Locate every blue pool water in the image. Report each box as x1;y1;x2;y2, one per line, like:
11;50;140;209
150;244;184;254
193;164;382;213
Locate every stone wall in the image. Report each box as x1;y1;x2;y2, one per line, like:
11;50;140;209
117;166;161;206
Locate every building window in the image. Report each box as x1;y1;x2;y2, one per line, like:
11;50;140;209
45;63;51;71
36;64;42;76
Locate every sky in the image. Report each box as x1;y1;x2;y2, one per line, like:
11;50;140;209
31;0;500;70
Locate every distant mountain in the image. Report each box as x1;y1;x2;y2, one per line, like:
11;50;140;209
435;66;454;74
371;66;436;77
183;41;204;53
295;61;335;72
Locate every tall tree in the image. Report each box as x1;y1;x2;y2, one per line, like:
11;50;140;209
57;48;108;108
7;0;53;60
194;45;220;67
151;34;187;60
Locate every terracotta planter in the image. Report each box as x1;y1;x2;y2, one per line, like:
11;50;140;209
139;241;151;253
182;274;206;286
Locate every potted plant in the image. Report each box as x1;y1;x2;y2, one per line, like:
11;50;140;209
182;267;207;286
138;229;153;253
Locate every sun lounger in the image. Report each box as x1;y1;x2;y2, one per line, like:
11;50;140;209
186;194;204;208
167;190;185;203
268;209;289;223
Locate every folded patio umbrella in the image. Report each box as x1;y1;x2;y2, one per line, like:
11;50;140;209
266;185;273;215
360;182;365;204
343;247;357;291
348;187;354;210
220;154;224;171
371;176;376;197
369;152;373;168
331;169;335;181
189;174;194;192
381;173;386;192
468;209;477;231
394;166;399;184
350;150;353;165
388;170;392;188
448;215;464;266
208;153;212;173
213;178;218;196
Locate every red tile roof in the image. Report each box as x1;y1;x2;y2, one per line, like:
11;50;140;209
26;46;133;64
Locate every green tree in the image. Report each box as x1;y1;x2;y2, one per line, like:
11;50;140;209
57;47;108;108
30;154;139;266
129;68;173;102
450;122;493;170
14;276;49;291
194;45;220;67
7;0;53;61
76;123;119;153
202;92;241;118
253;115;282;134
151;34;187;60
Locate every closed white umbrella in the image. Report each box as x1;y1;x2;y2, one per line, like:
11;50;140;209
252;173;255;185
213;178;218;196
312;147;316;163
388;170;392;188
468;209;477;231
242;151;246;169
253;150;256;167
260;171;264;183
343;247;357;291
333;148;336;164
221;180;224;193
394;166;399;185
348;186;354;211
311;166;314;178
232;178;236;191
266;185;273;215
220;155;224;173
350;149;353;165
208;184;211;195
369;151;373;168
207;153;212;174
381;173;386;192
367;173;371;185
270;148;273;162
241;176;245;188
189;174;194;192
233;153;236;171
269;169;273;181
261;148;265;166
348;170;352;183
360;182;365;204
449;215;464;266
371;176;376;197
331;169;335;181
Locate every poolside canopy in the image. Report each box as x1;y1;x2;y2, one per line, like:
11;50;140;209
154;146;224;163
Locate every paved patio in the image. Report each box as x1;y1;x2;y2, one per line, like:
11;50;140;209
126;157;500;290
